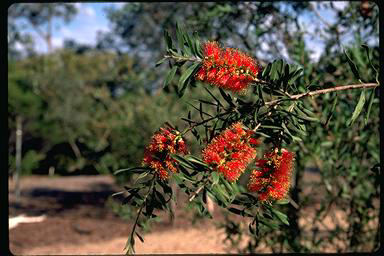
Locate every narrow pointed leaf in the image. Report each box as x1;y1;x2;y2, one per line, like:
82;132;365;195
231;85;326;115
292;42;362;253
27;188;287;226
178;62;200;97
163;66;178;89
348;90;365;126
344;49;360;80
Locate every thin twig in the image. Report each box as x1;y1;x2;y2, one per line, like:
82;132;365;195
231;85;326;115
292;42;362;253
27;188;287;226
189;185;205;202
253;123;261;132
265;83;379;106
127;176;156;253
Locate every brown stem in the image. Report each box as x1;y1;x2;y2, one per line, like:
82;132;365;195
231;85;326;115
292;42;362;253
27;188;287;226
265;83;379;106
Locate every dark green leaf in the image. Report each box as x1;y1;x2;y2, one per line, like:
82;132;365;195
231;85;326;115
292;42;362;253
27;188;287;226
155;57;167;67
364;89;376;125
348;90;365;126
228;207;243;215
135;232;144;243
163;66;178;89
259;218;279;229
164;29;173;50
178;62;200;97
270;208;289;225
114;167;149;175
260;125;283;130
262;62;272;78
294;106;319;122
361;44;378;73
205;87;224;107
344;48;360;80
185;155;210;168
288;68;303;85
155;190;167;206
176;22;185;53
193;31;203;57
171;154;194;169
219;88;235;107
325;93;338;127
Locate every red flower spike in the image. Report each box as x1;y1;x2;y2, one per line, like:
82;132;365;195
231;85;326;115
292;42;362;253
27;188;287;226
203;41;221;61
196;41;261;93
248;148;295;201
196;68;206;81
202;122;259;182
142;127;188;180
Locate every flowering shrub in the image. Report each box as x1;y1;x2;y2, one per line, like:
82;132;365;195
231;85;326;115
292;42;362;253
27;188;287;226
114;24;379;254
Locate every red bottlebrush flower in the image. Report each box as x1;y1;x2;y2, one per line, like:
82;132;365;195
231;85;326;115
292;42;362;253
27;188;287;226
203;41;221;61
196;68;206;81
142;127;188;180
195;41;261;93
202;122;259;182
249;137;260;146
248;148;294;201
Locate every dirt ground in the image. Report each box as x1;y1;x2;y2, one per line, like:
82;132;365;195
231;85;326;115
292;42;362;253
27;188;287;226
9;175;234;255
8;173;379;254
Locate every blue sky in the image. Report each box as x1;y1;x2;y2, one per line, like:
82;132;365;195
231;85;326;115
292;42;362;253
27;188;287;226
12;2;350;61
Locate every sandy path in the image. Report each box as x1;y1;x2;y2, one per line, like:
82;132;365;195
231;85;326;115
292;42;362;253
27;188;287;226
26;226;229;254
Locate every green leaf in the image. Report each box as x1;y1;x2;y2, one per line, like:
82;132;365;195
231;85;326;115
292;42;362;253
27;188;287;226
344;48;361;81
228;207;243;216
114;167;149;175
176;22;185;54
347;90;365;126
219;88;235;107
275;199;290;205
183;31;194;53
163;66;178;89
164;29;173;50
193;31;203;57
282;122;302;142
270;208;289;225
260;125;283;130
288;68;303;85
178;62;200;97
205;87;224;107
133;171;149;183
262;62;272;78
259;217;279;229
294;106;319;122
361;44;378;73
155;57;167;67
324;93;338;126
171;154;195;169
135;232;144;243
212;172;220;185
185;155;210;168
364;89;376;125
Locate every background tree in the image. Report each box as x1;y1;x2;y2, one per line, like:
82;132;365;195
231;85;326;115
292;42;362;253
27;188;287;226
8;3;77;54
